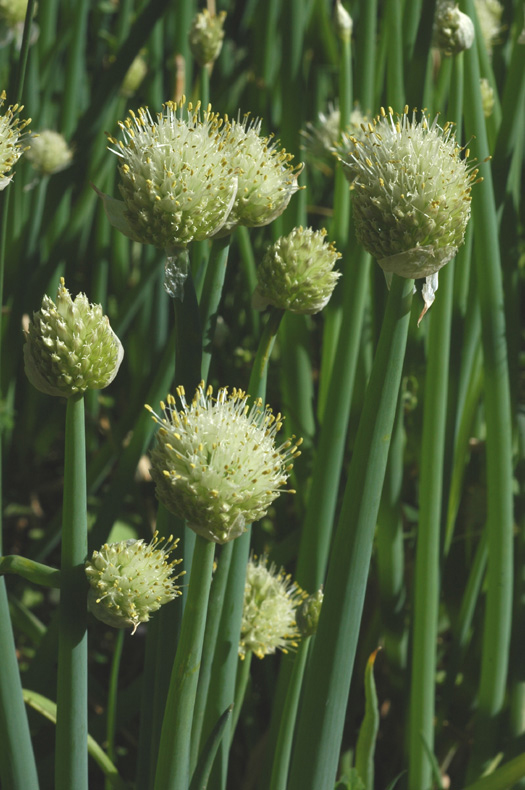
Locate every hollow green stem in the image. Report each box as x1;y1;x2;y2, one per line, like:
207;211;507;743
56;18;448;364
105;630;125;790
154;535;216;790
462;9;514;771
55;395;88;790
230;652;252;741
288;274;414;790
408;259;454;790
199;236;231;382
269;637;311;790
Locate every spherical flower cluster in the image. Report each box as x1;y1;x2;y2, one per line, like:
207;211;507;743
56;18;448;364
120;53;148;98
0;0;28;27
341;106;479;318
25;130;73;175
24;278;124;398
218;114;302;235
189;8;226;66
146;383;302;545
85;533;183;633
296;588;324;637
100;98;301;253
104;100;238;249
239;555;306;659
301;104;366;172
253;226;341;315
433;1;475;55
0;90;30;190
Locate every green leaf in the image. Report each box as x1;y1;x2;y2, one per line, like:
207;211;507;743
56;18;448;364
334;767;365;790
22;689;129;789
355;648;381;790
0;556;61;588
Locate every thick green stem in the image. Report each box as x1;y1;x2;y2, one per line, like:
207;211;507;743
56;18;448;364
408;259;454;790
199;236;230;382
154;536;216;790
105;630;125;790
462;8;514;771
269;638;311;790
288;275;414;790
55;395;88;790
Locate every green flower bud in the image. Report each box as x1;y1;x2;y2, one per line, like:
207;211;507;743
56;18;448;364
239;555;306;659
189;8;226;67
253;226;341;315
85;533;183;633
433;2;475;55
120;53;148;98
480;77;495;118
0;91;30;190
217;114;302;235
0;0;29;27
24;278;124;398
146;383;302;545
102;99;239;249
25;130;73;175
341;106;479;319
296;588;324;637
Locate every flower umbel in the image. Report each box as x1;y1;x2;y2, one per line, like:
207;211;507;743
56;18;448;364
189;8;227;66
146;383;302;545
102;99;238;249
341;106;479;319
217;113;302;234
24;278;124;398
253;226;341;315
0;90;30;190
239;555;305;659
85;533;183;633
26;130;73;175
433;1;475;55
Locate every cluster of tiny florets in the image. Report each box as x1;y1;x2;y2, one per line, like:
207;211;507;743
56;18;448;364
239;555;306;659
253;226;341;315
23;278;124;398
85;534;183;633
218;114;302;234
146;383;302;545
341;106;478;278
25;130;73;175
107;100;238;249
0;90;31;190
301;104;367;172
433;1;475;55
104;98;301;250
189;8;226;66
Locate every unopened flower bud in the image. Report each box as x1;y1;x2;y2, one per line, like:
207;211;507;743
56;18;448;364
334;0;352;41
253;226;341;315
0;91;30;190
25;130;73;175
146;383;302;545
296;588;324;637
0;0;28;26
480;77;495;117
239;555;306;659
120;53;148;98
189;8;226;67
24;278;124;398
433;1;475;55
85;534;183;633
342;106;479;320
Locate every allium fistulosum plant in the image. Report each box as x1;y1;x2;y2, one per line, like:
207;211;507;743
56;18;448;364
0;1;523;790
